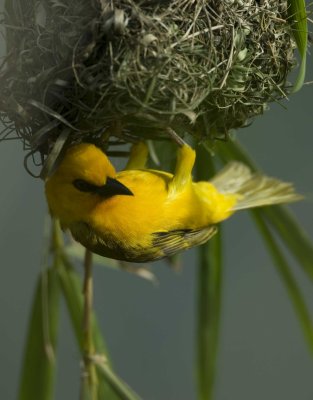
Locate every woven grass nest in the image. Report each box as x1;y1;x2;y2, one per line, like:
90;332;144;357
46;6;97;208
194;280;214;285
0;0;295;167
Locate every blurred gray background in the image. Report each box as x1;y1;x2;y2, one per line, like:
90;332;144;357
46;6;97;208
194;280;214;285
0;12;312;400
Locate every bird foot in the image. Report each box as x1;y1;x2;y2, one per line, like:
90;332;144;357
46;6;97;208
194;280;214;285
166;127;187;147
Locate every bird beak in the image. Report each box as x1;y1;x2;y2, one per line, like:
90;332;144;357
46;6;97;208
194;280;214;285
97;177;133;197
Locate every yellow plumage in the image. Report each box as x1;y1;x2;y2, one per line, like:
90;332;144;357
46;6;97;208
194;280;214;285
45;142;301;262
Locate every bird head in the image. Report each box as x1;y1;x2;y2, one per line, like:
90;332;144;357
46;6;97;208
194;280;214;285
45;143;133;226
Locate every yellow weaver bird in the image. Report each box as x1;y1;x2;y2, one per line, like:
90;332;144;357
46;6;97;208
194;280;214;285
45;142;301;262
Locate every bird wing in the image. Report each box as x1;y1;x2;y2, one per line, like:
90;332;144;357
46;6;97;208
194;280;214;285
69;221;217;263
152;225;217;258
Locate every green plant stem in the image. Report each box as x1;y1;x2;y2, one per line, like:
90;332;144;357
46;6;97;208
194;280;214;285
81;249;98;400
57;237;141;399
94;357;142;400
51;219;63;262
197;233;222;400
195;144;223;400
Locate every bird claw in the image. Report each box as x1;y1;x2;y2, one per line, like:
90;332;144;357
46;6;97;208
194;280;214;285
166;127;187;147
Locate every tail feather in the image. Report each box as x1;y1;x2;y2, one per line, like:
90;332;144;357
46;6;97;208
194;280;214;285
210;162;303;210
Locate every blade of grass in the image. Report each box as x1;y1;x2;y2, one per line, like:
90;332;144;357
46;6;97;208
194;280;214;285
287;0;308;92
215;140;313;282
94;358;142;400
57;255;110;356
57;258;119;400
214;140;313;351
81;249;98;400
196;232;223;400
18;268;60;400
195;145;223;400
262;206;313;281
59;252;142;400
252;210;313;353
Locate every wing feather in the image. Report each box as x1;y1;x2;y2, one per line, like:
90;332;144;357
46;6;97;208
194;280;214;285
69;221;217;262
152;226;217;258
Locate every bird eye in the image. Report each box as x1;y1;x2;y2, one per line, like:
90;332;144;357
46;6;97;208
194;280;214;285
73;179;96;192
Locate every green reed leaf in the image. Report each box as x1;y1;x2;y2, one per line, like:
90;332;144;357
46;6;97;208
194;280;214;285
57;257;119;399
18;268;61;400
216;140;313;282
58;253;143;399
215;139;313;352
94;359;143;400
252;211;313;353
196;232;223;400
262;206;313;281
287;0;308;92
195;145;223;400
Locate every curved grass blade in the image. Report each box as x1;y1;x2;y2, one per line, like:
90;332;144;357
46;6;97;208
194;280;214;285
215;140;313;282
57;255;110;356
252;211;313;353
195;145;223;400
262;206;313;282
57;258;118;400
58;255;142;400
215;140;313;351
94;358;142;400
287;0;308;92
18;268;61;400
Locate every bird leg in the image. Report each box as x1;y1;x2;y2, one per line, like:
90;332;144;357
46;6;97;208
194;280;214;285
164;127;196;191
170;142;196;192
125;142;149;170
